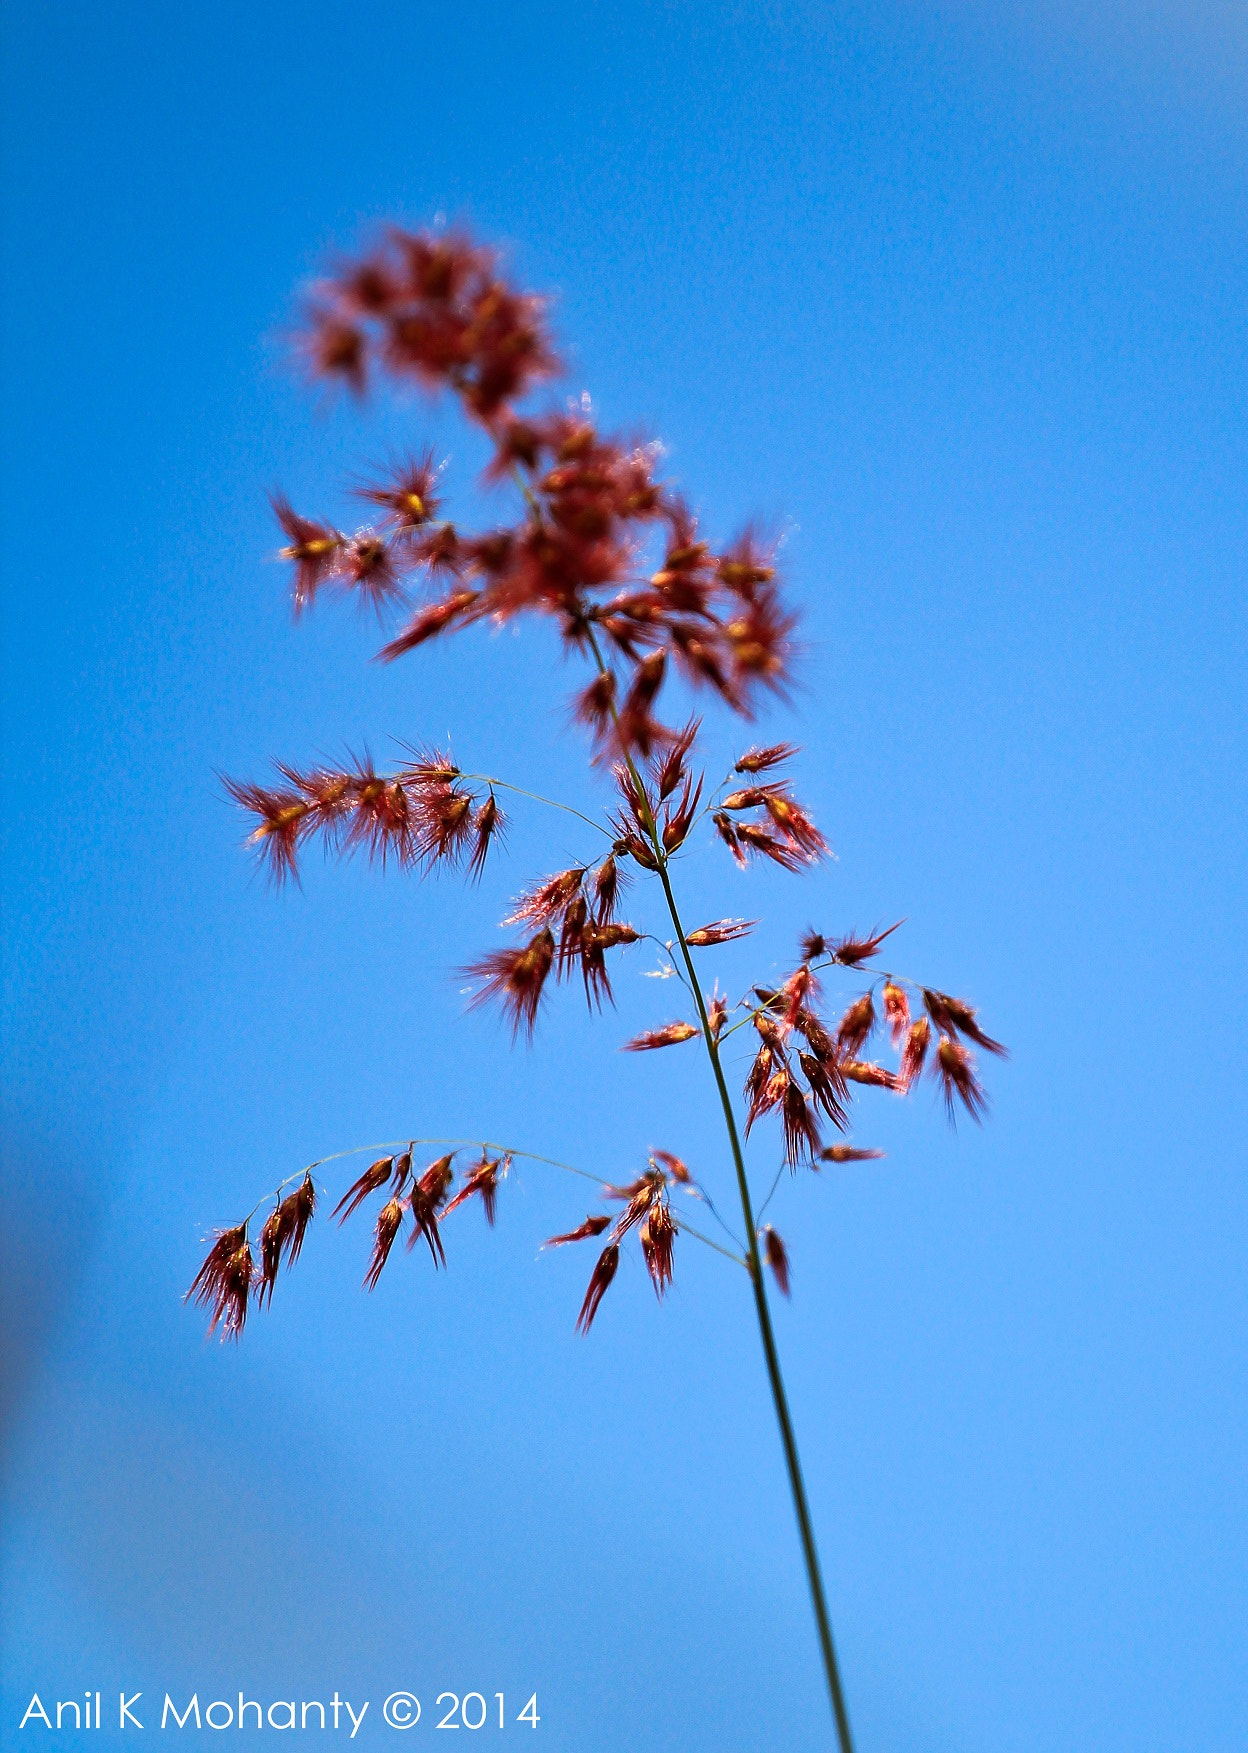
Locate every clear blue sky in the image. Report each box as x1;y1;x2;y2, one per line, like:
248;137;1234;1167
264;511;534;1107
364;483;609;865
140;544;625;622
2;2;1246;1748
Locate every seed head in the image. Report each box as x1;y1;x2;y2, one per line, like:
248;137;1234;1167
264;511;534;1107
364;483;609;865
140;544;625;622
936;1035;987;1124
651;1149;692;1184
187;1224;255;1340
836;993;875;1058
271;493;344;614
575;1243;620;1334
735;742;799;775
624;1021;699;1051
923;989;1008;1057
900;1016;931;1090
443;1153;506;1226
467;791;505;881
363;1198;405;1290
882;980;911;1047
466;928;556;1039
333;1156;395;1222
640;1201;676;1298
762;1226;791;1297
819;1145;885;1164
843;1060;902;1090
685;919;757;947
830;922;903;967
545;1214;612;1247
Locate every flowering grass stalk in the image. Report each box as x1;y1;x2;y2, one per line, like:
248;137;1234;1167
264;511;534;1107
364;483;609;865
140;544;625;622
192;225;1006;1750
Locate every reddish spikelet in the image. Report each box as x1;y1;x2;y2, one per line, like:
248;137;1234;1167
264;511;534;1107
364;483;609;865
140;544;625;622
651;1149;691;1183
707;992;729;1038
800;1051;849;1131
624;1021;699;1051
356;451;441;535
592;854;621;920
763;792;827;861
685;918;757;947
882;980;911;1047
831;922;904;967
466;928;556;1039
900;1016;931;1090
606;1172;663;1239
782;1080;822;1166
717;529;777;598
575;670;618;744
575;1243;620;1333
725;588;796;699
258;1204;285;1308
800;929;826;961
284;1173;317;1266
341;532;404;613
390;1149;414;1194
753;1066;792;1136
557;893;589;976
397;744;459;783
654;719;700;800
379;588;479;660
753;1009;788;1052
923;989;1008;1057
411;522;465;575
617;652;669;757
545;1213;612;1247
333;1155;395;1222
782;962;817;1024
713;811;748;869
272;493;344;613
736;823;805;871
820;1145;885;1163
443;1153;505;1225
224;776;310;885
844;1060;902;1090
506;867;586;927
794;1006;836;1060
363;1198;405;1290
187;1225;255;1340
467;791;504;881
721;783;784;811
640;1201;676;1298
735;742;799;775
413;781;477;867
744;1043;776;1133
936;1036;987;1123
836;993;876;1058
762;1226;791;1297
660;773;703;853
257;1173;318;1308
302;307;367;393
408;1155;455;1265
578;920;640;1010
342;764;416;867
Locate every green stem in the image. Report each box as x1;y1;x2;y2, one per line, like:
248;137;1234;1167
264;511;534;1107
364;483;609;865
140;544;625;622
582;624;856;1751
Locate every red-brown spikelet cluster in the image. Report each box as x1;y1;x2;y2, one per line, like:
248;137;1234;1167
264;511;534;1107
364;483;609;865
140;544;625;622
544;1152;703;1332
186;1223;255;1341
738;925;1008;1164
264;227;799;761
466;856;642;1033
189;1147;528;1333
713;744;828;872
224;749;504;887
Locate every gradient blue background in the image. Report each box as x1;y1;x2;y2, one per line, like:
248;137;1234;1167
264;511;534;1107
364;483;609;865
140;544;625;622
2;2;1245;1747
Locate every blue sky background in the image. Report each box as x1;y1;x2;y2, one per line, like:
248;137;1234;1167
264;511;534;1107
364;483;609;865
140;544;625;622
2;2;1246;1748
